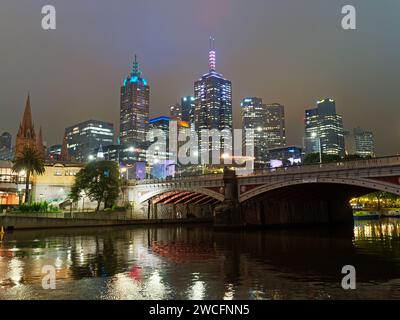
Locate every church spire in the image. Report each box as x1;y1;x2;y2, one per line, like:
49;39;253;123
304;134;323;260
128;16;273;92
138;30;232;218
15;94;37;158
19;94;35;138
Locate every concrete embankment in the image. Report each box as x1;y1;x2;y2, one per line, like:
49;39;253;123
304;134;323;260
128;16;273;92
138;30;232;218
0;215;212;230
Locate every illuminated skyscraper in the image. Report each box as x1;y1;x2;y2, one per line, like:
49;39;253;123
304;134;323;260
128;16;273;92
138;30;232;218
304;98;345;157
265;103;286;149
345;127;375;157
241;99;286;167
169;103;182;121
0;132;12;161
120;55;150;147
181;96;196;124
241;97;268;167
194;38;232;158
65;120;114;162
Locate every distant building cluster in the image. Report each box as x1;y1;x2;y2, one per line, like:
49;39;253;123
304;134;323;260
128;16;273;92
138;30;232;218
3;38;377;180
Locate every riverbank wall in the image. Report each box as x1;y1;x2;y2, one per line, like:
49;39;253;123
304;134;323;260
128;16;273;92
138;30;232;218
0;214;212;230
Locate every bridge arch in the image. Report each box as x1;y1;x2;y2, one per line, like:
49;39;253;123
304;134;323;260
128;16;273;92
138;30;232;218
239;177;400;203
137;187;224;204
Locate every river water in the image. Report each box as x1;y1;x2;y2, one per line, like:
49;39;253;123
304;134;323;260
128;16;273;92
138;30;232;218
0;218;399;300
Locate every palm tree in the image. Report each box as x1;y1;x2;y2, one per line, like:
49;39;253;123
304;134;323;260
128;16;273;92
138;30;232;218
12;146;45;204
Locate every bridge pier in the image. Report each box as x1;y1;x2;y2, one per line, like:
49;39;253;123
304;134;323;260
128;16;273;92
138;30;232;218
214;168;243;228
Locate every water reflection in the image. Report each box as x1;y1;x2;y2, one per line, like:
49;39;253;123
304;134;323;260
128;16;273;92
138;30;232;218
0;220;399;300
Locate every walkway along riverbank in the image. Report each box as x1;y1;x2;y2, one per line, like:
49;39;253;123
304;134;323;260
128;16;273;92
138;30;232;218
0;214;212;231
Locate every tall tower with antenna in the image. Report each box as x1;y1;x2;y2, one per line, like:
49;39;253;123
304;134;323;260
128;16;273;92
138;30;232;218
209;36;216;72
194;37;233;161
120;55;150;148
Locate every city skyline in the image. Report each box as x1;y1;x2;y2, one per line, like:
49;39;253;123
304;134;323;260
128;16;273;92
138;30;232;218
0;1;399;155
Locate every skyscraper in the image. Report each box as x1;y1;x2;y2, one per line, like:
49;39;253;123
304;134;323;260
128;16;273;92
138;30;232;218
265;103;286;149
181;96;196;125
65;120;114;162
353;127;375;157
0;132;12;161
48;144;62;161
304;98;345;157
148;116;176;179
169;103;182;121
241;99;286;167
0;132;12;150
120;55;150;147
194;38;232;159
241;97;269;167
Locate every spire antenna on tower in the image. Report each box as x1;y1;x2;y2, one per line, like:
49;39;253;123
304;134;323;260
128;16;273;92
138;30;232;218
131;54;142;76
208;36;216;72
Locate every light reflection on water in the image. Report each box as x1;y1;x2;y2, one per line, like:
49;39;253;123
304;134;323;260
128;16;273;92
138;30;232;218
0;219;400;300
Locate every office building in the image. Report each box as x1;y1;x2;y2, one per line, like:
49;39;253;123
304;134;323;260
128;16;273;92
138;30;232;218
170;103;182;121
304;98;345;157
194;38;232;160
0;132;12;161
120;55;150;147
181;96;196;125
241;97;268;167
241;98;286;167
65;120;114;162
345;127;375;157
48;144;62;161
265;103;286;149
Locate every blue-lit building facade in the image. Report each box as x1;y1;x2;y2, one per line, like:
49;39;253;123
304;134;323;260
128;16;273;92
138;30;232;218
120;55;150;148
148;116;175;179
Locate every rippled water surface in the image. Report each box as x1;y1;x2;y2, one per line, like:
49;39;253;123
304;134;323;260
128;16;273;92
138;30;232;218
0;219;400;300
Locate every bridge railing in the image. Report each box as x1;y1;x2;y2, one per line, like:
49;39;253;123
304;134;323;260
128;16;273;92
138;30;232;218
132;155;400;184
246;155;400;177
135;173;224;185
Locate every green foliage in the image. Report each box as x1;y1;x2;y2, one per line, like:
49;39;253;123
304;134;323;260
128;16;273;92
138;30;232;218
303;153;341;164
304;153;373;165
364;191;399;210
12;146;45;204
69;160;121;211
112;204;127;211
18;201;60;213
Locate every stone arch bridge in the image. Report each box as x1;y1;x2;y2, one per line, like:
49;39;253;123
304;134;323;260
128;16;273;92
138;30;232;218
123;156;400;226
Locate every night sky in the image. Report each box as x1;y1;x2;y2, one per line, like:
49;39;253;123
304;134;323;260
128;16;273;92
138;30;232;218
0;0;399;155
